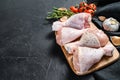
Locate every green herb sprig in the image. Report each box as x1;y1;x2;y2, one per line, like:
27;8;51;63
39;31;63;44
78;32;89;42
46;7;74;20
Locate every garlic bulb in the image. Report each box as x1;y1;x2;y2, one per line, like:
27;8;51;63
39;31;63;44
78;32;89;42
103;17;120;31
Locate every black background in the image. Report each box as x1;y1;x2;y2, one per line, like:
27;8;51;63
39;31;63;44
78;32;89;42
0;0;120;80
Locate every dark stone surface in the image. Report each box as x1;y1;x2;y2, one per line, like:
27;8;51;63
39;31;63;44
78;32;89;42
0;0;120;80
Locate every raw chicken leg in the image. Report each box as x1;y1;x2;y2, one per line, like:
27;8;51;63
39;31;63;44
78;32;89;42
73;47;105;73
52;13;92;31
64;40;114;56
87;28;109;47
65;13;91;29
56;27;86;46
79;31;101;48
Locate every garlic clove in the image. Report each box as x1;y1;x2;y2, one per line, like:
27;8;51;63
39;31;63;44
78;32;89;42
98;16;106;22
110;36;120;46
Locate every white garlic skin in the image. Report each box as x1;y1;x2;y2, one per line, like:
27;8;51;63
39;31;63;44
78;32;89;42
103;17;120;31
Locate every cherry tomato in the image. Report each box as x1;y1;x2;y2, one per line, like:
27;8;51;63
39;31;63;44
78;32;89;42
78;7;86;12
84;9;95;16
70;6;78;13
88;3;96;10
79;2;88;7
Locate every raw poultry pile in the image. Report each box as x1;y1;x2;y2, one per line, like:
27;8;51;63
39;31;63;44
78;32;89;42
52;13;114;73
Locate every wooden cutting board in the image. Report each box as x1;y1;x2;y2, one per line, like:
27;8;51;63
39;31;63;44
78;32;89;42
55;22;120;75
